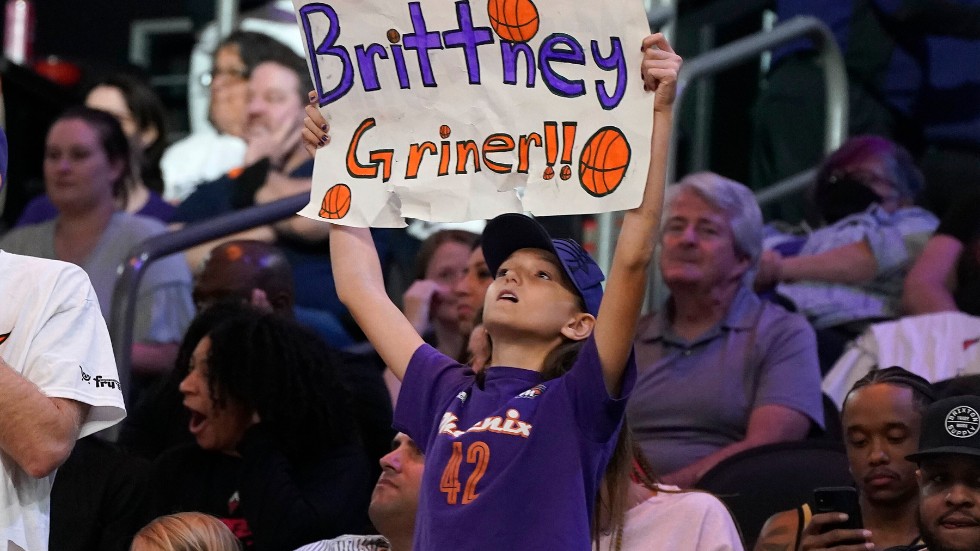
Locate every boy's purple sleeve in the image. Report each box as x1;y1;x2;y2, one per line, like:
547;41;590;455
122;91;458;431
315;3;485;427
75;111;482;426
392;343;472;453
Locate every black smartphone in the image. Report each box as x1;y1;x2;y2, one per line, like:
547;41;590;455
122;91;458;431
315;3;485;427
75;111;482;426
813;486;864;531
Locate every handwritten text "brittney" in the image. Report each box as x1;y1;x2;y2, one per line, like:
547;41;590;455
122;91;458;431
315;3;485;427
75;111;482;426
299;1;628;110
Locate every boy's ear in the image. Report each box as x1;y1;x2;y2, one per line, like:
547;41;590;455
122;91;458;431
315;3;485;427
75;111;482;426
560;313;596;342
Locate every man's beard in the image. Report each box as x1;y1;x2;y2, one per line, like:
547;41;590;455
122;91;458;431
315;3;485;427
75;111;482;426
919;513;980;551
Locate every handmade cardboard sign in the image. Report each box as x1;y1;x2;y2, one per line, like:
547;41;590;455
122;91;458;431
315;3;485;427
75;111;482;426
293;0;652;227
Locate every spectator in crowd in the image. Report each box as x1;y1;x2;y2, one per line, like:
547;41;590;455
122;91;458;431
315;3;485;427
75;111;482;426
309;32;680;549
757;137;937;322
378;237;493;401
85;75;169;198
906;394;980;551
756;136;939;369
148;308;374;550
401;229;479;360
454;241;493;341
192;240;294;314
119;303;241;461
0;107;194;378
296;433;424;551
627;172;823;488
596;428;744;550
172;41;382;344
122;242;394;467
186;1;306;136
903;187;980;317
131;512;241;551
162;31;293;203
17;73;174;225
193;239;353;347
0;125;127;551
755;366;934;550
386;231;481;406
196;240;393;474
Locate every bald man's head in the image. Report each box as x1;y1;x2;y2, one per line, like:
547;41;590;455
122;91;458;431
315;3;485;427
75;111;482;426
194;240;295;315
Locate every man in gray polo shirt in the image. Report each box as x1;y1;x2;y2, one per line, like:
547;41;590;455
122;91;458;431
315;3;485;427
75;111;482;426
627;172;823;488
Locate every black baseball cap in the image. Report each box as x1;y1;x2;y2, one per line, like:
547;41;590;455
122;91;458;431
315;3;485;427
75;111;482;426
907;395;980;462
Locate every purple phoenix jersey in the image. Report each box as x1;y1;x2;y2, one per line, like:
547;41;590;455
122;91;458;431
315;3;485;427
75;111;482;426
394;335;635;551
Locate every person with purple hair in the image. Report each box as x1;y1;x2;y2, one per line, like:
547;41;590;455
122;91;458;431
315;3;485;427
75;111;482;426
756;136;939;367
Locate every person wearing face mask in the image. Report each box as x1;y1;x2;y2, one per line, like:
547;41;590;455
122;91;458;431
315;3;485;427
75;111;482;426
755;136;939;371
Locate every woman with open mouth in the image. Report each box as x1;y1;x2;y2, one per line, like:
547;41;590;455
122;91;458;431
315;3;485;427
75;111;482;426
147;305;375;550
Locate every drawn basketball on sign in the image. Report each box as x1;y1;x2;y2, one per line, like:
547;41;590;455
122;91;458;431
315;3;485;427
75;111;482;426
578;127;631;197
487;0;540;42
319;184;352;219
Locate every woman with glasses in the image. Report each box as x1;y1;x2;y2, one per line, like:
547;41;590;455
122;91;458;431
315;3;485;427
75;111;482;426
161;31;291;203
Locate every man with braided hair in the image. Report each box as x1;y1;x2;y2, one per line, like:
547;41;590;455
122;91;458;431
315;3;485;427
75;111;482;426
755;366;934;550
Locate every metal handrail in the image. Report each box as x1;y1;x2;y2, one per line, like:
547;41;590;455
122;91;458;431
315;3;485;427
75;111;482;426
667;16;848;185
594;0;678;275
215;0;238;40
755;167;818;207
109;192;309;403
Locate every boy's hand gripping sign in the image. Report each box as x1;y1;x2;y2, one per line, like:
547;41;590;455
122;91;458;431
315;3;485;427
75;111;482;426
293;0;652;227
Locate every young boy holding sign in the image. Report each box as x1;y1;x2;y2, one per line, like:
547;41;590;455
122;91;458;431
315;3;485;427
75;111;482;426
303;33;680;551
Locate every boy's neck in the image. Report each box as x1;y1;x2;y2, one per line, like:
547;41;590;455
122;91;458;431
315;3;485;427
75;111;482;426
487;337;563;372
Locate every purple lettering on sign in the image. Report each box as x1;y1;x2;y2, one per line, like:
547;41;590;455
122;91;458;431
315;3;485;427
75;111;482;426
354;43;389;92
402;2;444;87
538;34;586;98
442;0;495;85
389;45;411;89
591;38;627;110
500;42;535;87
300;3;354;106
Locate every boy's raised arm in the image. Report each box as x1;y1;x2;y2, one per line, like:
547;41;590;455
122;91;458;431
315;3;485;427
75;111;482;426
330;225;424;380
304;96;424;380
594;33;681;395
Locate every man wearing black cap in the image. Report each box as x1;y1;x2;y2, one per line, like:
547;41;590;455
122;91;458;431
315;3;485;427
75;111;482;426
908;395;980;551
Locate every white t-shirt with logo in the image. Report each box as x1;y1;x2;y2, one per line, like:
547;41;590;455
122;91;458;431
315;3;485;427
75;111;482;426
0;251;126;551
823;311;980;408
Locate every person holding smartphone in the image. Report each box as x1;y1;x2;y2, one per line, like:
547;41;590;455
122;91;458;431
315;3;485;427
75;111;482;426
754;367;934;550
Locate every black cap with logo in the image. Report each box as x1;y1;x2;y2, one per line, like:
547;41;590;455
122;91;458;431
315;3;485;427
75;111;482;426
907;395;980;462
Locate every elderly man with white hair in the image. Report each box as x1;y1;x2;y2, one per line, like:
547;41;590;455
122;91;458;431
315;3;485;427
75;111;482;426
627;172;823;488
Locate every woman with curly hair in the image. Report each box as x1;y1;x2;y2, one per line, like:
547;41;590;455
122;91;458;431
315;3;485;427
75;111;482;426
148;307;373;550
